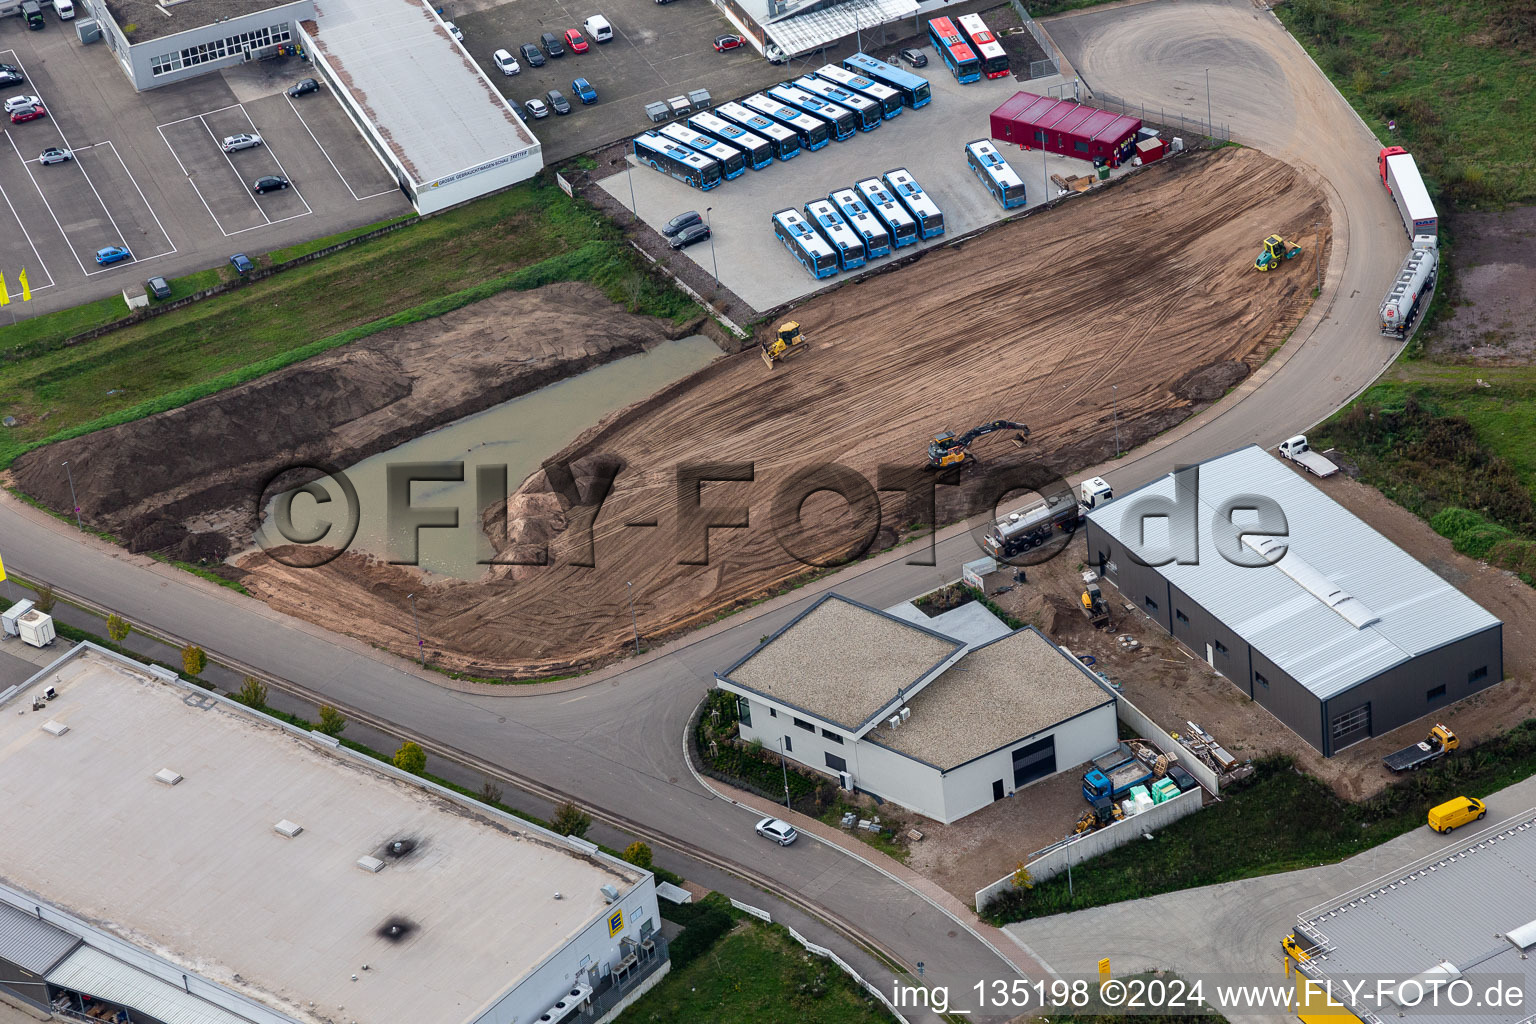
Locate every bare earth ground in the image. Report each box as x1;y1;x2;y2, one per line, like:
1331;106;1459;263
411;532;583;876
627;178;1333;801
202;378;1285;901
1426;206;1536;362
231;147;1328;676
9;284;700;558
985;463;1536;804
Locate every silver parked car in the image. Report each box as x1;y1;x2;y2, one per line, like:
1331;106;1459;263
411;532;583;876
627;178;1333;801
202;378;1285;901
754;816;798;846
221;133;263;153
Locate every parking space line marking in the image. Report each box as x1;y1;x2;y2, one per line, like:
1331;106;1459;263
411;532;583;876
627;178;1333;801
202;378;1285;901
283;93;367;201
154;102;245;132
199;112;269;223
155;122;231;237
4;131;88;276
0;147;55;298
235;106;310;217
100;140;177;259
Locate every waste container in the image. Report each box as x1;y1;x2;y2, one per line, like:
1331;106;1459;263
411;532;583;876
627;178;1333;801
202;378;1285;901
1097;165;1110;180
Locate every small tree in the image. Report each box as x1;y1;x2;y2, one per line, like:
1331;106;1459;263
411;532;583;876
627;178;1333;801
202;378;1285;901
552;800;592;838
622;841;653;870
106;614;131;645
33;586;56;614
238;676;268;709
318;705;347;736
393;741;427;775
479;780;503;806
1011;862;1035;891
181;644;207;678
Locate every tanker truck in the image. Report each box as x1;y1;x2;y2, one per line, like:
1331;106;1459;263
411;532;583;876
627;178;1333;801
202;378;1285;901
1379;240;1438;338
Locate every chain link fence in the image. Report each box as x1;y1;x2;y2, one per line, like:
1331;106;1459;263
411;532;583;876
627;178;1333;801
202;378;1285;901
1007;0;1061;77
1094;89;1232;143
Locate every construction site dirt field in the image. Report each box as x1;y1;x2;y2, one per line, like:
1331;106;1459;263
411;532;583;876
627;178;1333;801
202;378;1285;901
224;146;1328;676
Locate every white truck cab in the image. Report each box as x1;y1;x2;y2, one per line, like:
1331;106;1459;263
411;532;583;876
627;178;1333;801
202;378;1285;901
1080;477;1113;509
1278;435;1338;477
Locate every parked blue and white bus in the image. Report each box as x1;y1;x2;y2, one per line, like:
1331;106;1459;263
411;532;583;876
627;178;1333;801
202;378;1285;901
658;122;746;180
882;167;944;239
965;139;1027;209
766;84;857;142
829;187;892;259
815;64;902;120
854;177;918;249
793;75;881;132
772;208;839;279
631;132;723;191
742;93;831;151
804;199;866;271
841;52;932;109
687;111;773;170
714;101;801;161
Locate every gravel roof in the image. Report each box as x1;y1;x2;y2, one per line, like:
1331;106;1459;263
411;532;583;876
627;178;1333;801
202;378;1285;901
721;594;962;732
104;0;302;44
868;627;1113;769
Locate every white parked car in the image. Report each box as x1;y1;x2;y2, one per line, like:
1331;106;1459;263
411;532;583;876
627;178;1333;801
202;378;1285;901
444;20;464;43
221;133;263;153
53;0;74;18
523;97;549;119
493;48;520;75
754;817;798;846
38;146;72;165
4;95;42;114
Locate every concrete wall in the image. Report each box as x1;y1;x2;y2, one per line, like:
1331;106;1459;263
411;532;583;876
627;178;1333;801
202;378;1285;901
1109;689;1220;795
975;787;1203;910
854;736;949;821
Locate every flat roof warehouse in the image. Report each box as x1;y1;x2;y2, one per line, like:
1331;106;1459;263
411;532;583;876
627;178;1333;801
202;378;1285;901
0;646;649;1024
298;0;541;212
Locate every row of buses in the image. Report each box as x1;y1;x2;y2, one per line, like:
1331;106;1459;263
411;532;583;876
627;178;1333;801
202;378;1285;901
629;54;931;192
927;13;1010;84
772;170;945;280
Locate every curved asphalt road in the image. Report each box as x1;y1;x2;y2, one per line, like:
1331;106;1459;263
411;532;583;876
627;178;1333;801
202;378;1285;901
0;0;1415;1017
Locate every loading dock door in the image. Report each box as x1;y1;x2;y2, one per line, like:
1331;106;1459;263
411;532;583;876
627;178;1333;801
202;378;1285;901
1329;703;1371;752
1012;736;1056;788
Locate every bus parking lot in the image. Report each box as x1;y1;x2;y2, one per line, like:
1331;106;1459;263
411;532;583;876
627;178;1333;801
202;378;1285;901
599;61;1130;312
0;23;409;317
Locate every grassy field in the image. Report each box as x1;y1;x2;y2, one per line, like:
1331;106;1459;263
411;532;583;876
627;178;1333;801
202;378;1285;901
984;721;1536;922
617;916;894;1024
1276;0;1535;206
0;176;696;467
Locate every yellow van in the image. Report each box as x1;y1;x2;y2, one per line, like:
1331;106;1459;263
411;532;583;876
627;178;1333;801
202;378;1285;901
1428;796;1486;834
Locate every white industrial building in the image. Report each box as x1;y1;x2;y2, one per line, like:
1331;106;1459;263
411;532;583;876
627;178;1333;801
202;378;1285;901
715;593;1118;824
0;644;664;1024
76;0;541;213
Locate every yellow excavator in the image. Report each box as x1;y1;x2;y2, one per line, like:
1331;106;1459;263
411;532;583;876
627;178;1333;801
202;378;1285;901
925;420;1029;470
761;321;806;368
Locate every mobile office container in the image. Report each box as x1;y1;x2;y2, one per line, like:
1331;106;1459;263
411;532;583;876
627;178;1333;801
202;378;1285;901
990;91;1141;166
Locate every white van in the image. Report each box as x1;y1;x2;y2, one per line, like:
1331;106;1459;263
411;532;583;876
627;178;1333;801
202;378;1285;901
53;0;74;18
582;15;612;42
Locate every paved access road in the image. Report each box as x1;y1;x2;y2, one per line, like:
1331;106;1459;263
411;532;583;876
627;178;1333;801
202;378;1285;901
0;0;1418;1017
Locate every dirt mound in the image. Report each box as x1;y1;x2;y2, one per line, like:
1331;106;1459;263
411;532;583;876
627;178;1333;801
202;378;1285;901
235;147;1329;676
1171;360;1250;404
12;284;697;550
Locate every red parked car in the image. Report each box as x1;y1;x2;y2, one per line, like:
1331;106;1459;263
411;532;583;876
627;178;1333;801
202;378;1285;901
564;28;588;53
9;103;45;123
713;34;743;51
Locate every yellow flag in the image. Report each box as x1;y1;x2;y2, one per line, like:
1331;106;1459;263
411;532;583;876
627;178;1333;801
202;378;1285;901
19;268;30;301
0;553;7;582
0;271;8;307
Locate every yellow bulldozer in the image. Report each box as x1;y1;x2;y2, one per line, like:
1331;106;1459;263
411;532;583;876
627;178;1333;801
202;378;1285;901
761;320;807;368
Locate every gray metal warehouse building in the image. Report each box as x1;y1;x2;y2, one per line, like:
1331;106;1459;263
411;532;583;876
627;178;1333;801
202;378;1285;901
1082;445;1502;756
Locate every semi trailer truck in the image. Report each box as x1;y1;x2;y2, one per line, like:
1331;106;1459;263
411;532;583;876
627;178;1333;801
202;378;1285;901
1379;241;1439;338
1378;147;1438;238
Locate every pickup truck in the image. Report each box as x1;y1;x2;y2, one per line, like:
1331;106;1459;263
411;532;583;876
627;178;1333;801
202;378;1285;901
1384;723;1458;772
1082;744;1151;803
1277;435;1338;478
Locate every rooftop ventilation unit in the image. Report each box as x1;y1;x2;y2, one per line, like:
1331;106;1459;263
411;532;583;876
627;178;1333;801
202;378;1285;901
357;856;384;873
600;884;619;903
154;768;182;786
887;715;901;730
42;720;68;736
899;707;911;722
1242;536;1379;628
565;836;598;856
274;820;304;838
1508;918;1536;950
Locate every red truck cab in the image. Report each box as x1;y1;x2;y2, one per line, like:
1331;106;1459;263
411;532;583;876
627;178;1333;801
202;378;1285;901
1378;146;1406;192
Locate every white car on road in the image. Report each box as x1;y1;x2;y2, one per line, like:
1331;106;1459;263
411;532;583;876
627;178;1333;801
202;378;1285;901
754;817;798;846
4;94;42;114
493;48;520;75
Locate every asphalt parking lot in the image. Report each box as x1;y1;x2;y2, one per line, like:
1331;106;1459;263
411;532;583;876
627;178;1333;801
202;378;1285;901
453;0;793;163
599;59;1131;312
0;19;409;319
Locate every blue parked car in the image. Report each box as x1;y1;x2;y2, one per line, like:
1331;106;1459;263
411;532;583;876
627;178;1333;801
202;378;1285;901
229;253;255;274
572;77;597;104
94;245;131;266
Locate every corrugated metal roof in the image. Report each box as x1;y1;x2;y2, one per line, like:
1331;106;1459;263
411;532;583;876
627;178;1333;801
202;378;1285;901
762;0;919;56
1088;446;1501;699
0;900;78;974
1297;814;1536;1024
47;946;254;1024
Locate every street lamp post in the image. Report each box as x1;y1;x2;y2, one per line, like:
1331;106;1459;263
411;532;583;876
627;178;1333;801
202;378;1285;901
778;737;792;809
408;592;425;666
625;153;638;223
705;207;719;289
1112;384;1120;458
1205;68;1213;139
61;461;81;530
626;580;640;654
